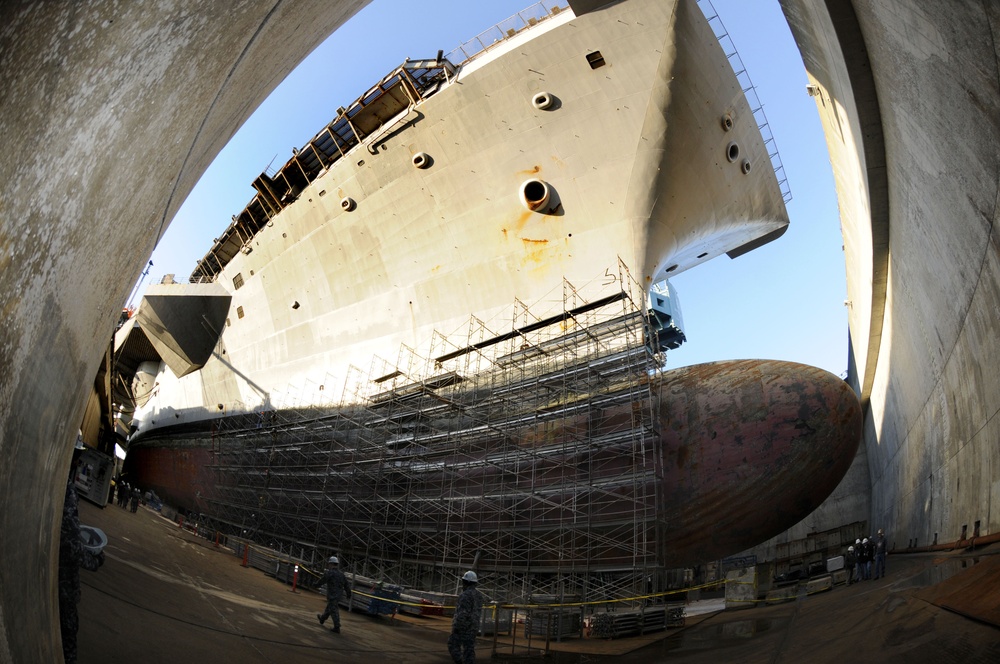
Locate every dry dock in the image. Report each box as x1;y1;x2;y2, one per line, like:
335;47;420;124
75;499;1000;663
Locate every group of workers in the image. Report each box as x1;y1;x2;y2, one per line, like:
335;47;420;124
111;479;141;512
845;528;888;583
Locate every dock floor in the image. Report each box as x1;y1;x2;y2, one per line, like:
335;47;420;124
76;500;1000;663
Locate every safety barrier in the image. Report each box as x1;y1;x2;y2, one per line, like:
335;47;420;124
221;538;868;657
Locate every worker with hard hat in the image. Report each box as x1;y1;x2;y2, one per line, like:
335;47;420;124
859;537;872;580
315;555;351;633
448;571;483;664
873;528;888;579
844;544;856;585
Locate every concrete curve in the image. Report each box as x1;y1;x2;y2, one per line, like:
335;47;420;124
779;0;1000;551
0;2;367;660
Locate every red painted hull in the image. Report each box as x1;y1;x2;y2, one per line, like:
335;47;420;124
654;359;861;566
125;445;216;514
126;359;861;570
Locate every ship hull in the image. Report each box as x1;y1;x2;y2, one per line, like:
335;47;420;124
122;0;807;593
130;0;789;438
126;358;861;573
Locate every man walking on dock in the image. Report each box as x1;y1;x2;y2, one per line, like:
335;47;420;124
873;529;888;579
449;571;483;664
316;556;351;633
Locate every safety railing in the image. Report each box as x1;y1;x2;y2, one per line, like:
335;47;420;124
697;0;792;203
444;1;569;65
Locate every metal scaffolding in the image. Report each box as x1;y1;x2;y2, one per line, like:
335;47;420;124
202;263;673;604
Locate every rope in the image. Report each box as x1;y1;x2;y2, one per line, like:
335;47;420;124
234;542;829;612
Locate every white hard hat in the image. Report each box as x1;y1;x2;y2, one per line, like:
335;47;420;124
862;538;868;544
328;556;339;565
856;539;861;544
848;546;854;551
462;570;478;583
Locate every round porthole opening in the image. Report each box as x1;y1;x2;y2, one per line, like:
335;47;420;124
721;113;734;132
532;91;554;110
741;159;752;175
520;178;551;212
341;196;356;211
412;152;430;169
726;142;740;163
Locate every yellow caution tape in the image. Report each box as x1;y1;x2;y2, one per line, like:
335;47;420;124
237;544;838;612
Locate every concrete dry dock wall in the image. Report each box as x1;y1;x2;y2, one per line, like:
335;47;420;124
0;2;367;661
2;0;999;661
779;0;1000;550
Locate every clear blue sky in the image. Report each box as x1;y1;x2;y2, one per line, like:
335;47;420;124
142;0;847;378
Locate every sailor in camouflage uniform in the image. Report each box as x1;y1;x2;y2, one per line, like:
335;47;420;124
59;439;104;663
316;556;351;633
448;571;483;664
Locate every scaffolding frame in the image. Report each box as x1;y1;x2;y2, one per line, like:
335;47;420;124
202;261;672;603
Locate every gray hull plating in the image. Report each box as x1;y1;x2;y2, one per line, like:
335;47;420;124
130;0;788;439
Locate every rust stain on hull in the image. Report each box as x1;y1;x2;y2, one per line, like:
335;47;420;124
653;359;862;566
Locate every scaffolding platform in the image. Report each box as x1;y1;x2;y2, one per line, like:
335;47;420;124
198;265;679;605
